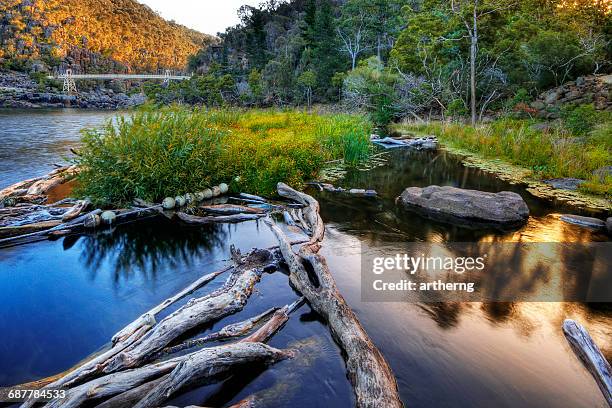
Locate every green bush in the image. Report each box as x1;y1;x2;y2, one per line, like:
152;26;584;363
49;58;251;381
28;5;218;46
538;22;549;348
561;104;601;136
74;106;372;205
446;99;468;118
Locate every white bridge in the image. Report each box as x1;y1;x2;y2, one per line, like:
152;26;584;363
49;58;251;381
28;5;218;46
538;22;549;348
48;69;191;93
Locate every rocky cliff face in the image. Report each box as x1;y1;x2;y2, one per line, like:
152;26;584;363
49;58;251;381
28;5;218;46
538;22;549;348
531;74;611;119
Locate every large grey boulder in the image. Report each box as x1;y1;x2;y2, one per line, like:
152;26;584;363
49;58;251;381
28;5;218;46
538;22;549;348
397;185;529;225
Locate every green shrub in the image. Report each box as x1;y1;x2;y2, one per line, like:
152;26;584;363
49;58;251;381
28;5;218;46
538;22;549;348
74;106;372;205
561;104;600;136
446;99;468;119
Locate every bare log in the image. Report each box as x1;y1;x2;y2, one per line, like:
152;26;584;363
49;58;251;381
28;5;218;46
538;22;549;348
0;220;61;238
239;193;267;202
266;183;403;408
100;250;274;374
132;343;291;408
112;266;232;345
94;376;167;408
177;212;263;225
277;183;324;250
61;200;91;222
158;307;277;356
563;319;612;406
200;204;266;215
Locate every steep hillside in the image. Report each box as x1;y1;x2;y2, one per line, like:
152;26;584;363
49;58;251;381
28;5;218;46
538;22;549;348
0;0;216;72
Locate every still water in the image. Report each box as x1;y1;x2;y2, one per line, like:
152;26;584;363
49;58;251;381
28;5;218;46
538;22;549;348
0;110;610;407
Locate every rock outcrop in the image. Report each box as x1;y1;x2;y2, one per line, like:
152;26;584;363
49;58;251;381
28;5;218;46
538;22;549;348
397;185;530;225
0;71;146;109
531;74;611;119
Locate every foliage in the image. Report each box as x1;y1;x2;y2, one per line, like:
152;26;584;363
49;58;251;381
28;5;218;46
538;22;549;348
74;106;372;205
394;117;612;197
560;104;608;136
0;0;216;72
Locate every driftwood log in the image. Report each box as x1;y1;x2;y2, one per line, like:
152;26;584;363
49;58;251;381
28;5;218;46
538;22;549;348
266;182;403;408
563;319;612;406
177;212;264;225
0;166;78;203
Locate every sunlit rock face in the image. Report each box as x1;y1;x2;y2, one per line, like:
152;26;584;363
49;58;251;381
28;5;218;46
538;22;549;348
397;185;529;226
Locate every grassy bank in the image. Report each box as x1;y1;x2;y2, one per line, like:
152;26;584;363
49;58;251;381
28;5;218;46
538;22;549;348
393;118;612;198
74;106;372;205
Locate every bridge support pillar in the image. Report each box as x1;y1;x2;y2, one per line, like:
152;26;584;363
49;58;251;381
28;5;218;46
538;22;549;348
63;69;78;94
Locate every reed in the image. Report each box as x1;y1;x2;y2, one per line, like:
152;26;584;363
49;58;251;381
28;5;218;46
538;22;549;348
394;118;612;198
74;106;372;205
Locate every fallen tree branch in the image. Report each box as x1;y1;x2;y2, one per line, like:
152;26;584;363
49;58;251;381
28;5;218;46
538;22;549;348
563;319;612;406
99;250;275;375
177;212;264;225
156;307;278;357
200;204;266;215
277;182;324;251
132;343;292;408
266;182;403;408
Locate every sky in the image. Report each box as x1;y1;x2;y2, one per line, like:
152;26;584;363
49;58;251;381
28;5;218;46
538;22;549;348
138;1;262;35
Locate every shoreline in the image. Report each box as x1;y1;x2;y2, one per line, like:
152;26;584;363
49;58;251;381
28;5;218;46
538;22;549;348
440;144;612;215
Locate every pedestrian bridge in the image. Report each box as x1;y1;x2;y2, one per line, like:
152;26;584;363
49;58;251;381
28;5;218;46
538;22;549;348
47;69;191;93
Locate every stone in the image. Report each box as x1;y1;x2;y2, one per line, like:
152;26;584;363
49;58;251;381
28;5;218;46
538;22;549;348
607;217;612;234
530;101;545;110
543;178;586;191
396;185;529;225
560;214;606;230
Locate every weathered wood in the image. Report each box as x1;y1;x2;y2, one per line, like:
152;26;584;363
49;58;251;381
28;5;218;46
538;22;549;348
200;204;266;215
563;319;612;406
112;266;232;345
177;212;263;225
158;307;277;356
277;182;324;251
100;250;274;374
61;199;91;222
239;193;267;202
266;183;403;408
94;376;167;408
0;220;61;238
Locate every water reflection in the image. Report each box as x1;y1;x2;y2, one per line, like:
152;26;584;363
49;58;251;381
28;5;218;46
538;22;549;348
77;218;227;283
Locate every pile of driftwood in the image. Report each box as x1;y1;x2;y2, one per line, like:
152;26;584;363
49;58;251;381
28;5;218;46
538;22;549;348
14;183;402;408
370;134;438;150
0;175;311;247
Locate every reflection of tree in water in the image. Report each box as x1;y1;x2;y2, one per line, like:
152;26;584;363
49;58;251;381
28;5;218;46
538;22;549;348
418;302;464;329
77;218;228;283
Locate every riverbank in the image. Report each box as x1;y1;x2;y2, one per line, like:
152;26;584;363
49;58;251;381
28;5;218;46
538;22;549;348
393;119;612;215
0;71;145;109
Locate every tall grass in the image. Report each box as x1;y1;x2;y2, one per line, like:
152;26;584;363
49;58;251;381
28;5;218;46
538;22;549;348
74;106;372;205
394;118;612;197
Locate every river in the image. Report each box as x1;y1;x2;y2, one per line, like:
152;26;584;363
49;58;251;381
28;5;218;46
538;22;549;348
0;109;610;407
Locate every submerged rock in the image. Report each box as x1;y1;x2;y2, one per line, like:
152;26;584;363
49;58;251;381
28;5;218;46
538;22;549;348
560;214;606;230
396;185;529;225
543;178;586;191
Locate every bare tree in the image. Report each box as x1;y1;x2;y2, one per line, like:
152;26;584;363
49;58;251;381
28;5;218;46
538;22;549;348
451;0;515;125
337;13;372;70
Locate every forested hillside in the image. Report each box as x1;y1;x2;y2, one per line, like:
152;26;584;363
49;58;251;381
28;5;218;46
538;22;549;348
174;0;610;125
0;0;216;72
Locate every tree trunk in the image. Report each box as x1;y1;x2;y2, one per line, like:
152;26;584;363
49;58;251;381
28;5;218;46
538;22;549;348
470;5;478;126
266;182;403;408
